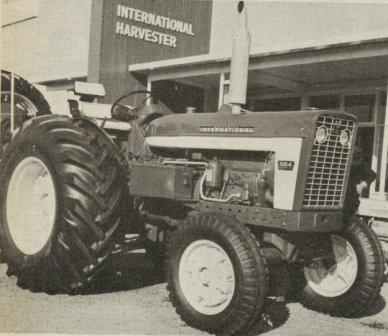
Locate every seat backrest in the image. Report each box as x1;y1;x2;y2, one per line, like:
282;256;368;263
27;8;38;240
74;81;106;102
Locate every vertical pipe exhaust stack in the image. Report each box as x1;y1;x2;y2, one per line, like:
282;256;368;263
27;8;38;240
229;1;251;115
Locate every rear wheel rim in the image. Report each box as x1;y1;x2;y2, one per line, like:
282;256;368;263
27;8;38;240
178;239;235;315
1;91;39;118
6;156;56;255
1;92;40;148
304;235;358;297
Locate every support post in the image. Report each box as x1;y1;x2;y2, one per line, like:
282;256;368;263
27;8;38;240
378;85;388;196
339;94;345;112
146;79;152;106
301;95;309;110
218;73;226;109
369;93;380;196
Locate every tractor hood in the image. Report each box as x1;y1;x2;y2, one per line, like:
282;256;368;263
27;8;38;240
146;110;355;139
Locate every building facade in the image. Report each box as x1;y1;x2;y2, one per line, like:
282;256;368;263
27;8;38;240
2;0;388;224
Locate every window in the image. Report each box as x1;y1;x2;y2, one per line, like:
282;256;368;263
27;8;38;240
309;95;340;110
255;97;301;112
355;127;376;197
345;94;375;123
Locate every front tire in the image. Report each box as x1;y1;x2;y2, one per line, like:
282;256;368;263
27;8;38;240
0;115;127;293
300;216;385;316
167;212;268;335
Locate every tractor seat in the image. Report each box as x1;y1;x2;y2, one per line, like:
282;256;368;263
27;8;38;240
68;100;131;132
69;81;132;133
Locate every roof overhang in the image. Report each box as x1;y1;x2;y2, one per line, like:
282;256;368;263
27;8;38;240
129;30;388;72
128;33;388;93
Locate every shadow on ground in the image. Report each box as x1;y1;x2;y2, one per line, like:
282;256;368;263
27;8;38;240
246;272;387;335
357;294;386;317
81;237;386;334
247;299;290;335
81;236;165;295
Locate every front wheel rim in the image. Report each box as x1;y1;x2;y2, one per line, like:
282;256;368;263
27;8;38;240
6;156;57;255
304;235;358;297
178;239;236;315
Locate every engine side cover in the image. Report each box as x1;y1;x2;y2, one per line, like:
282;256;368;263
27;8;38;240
144;110;356;212
145;110;353;139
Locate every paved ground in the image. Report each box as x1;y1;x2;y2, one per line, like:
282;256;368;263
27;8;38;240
0;239;387;336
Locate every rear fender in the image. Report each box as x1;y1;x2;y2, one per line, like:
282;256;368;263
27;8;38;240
73;116;127;164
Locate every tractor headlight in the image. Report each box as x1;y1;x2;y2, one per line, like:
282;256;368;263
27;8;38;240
339;129;351;147
315;126;328;144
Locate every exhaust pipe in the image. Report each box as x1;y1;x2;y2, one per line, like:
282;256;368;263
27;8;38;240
229;1;251;115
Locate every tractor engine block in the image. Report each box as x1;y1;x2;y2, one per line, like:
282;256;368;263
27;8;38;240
129;151;276;208
200;154;275;207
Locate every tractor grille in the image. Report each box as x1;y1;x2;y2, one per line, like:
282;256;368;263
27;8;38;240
302;115;356;209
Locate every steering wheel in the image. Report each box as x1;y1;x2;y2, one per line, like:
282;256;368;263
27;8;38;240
110;90;156;120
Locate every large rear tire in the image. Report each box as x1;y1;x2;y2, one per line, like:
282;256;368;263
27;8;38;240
167;212;268;335
1;70;51;152
0;115;127;293
300;216;385;316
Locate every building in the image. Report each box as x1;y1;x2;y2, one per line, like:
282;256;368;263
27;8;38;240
2;0;388;232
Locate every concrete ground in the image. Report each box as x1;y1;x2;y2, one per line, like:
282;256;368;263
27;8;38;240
0;239;387;336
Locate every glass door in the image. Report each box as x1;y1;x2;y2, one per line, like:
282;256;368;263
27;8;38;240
343;93;378;199
342;91;388;201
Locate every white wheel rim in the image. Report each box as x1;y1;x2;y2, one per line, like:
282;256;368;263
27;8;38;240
178;239;235;315
6;156;56;255
304;235;358;297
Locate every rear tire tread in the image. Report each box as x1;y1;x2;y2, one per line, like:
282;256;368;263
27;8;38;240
0;116;128;293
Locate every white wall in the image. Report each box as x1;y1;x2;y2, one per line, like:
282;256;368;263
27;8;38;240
1;0;92;83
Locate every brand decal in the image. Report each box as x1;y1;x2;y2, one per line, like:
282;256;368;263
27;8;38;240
278;161;295;170
116;4;195;48
199;126;254;134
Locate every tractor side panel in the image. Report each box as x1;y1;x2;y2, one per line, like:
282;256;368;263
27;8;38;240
129;163;195;200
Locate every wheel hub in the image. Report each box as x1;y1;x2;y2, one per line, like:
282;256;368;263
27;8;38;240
198;267;211;286
179;239;235;315
304;235;358;297
6;156;56;255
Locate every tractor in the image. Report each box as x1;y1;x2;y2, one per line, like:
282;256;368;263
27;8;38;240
0;2;385;335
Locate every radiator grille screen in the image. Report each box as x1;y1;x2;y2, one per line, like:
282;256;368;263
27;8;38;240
303;115;355;209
